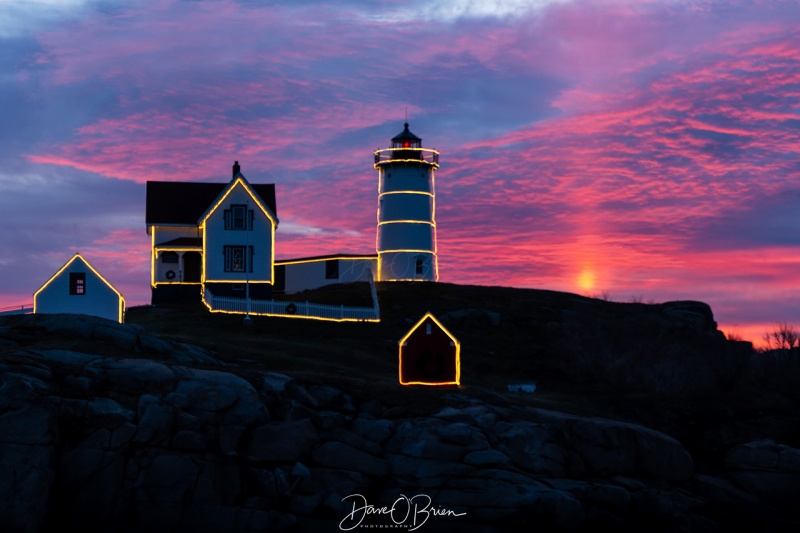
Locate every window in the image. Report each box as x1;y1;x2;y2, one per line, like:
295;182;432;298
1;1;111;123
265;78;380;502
161;251;178;264
426;323;432;335
69;273;85;295
415;258;424;275
223;245;253;272
325;259;339;280
224;204;253;230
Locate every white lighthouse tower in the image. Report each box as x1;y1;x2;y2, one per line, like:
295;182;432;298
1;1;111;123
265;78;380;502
374;123;440;281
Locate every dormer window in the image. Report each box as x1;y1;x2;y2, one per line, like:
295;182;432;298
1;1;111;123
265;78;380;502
224;204;253;230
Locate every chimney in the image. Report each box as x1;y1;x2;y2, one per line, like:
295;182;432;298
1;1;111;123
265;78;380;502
232;160;241;178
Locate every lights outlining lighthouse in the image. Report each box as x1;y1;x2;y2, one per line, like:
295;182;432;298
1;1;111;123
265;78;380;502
374;123;440;281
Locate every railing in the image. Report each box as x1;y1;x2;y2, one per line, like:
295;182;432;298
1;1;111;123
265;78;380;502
204;289;379;322
0;304;33;316
374;147;439;167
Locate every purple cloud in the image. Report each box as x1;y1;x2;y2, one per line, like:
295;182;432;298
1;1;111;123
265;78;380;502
1;0;799;347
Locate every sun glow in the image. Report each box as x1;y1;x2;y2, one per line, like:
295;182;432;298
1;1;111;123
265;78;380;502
577;268;596;292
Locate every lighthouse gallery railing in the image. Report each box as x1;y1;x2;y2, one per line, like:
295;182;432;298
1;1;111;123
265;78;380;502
374;147;439;167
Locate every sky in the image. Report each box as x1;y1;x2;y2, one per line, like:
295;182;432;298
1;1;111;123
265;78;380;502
1;0;798;345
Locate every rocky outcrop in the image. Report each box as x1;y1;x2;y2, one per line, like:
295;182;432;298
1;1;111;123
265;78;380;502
0;314;796;531
725;440;800;510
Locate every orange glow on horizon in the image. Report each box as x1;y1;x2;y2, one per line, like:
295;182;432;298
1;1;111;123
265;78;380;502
577;268;596;292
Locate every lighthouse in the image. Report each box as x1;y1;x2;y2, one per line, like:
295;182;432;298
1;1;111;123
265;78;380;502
374;123;440;281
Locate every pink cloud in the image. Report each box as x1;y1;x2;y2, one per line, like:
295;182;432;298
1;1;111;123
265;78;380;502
10;0;800;337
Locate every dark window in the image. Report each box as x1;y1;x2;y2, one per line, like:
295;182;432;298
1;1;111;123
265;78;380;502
161;251;178;264
415;258;424;275
325;259;339;280
69;273;86;295
224;204;253;230
224;245;253;272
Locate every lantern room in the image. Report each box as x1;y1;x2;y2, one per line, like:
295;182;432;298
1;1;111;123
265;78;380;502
392;123;421;148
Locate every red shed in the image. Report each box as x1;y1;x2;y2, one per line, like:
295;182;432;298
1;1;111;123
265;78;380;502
398;313;461;386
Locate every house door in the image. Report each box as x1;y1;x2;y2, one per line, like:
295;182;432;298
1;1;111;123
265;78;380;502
183;252;201;282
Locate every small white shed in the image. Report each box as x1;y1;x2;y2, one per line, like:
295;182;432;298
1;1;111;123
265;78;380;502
33;253;126;323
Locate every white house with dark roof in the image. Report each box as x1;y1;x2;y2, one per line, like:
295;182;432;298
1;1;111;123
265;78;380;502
33;253;126;323
146;162;278;304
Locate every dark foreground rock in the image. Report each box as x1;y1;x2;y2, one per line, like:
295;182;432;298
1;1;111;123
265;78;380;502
0;315;798;532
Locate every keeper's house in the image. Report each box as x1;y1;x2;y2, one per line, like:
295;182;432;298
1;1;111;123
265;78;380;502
146;162;377;305
146;163;278;304
33;253;126;323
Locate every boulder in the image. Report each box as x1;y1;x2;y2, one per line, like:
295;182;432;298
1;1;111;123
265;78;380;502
91;358;176;394
245;419;319;463
170;369;268;427
495;420;565;477
262;372;293;394
725;440;800;509
463;449;511;467
134;395;175;445
387;419;488;462
350;417;395;444
312;442;388;477
532;409;693;482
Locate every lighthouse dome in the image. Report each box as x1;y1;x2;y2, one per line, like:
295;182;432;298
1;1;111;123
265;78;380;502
392;123;422;148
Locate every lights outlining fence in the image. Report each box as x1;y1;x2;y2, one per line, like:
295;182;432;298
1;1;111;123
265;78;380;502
203;289;379;322
204;265;381;322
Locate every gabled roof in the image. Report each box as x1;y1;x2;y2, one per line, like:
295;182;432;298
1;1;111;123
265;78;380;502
399;312;459;346
146;181;277;225
33;253;126;322
398;312;461;386
197;174;278;228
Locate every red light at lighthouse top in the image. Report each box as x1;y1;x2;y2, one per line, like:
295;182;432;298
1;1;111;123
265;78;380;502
392;123;422;149
374;123;439;168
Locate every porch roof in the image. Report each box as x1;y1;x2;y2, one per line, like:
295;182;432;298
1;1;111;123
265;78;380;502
156;237;203;248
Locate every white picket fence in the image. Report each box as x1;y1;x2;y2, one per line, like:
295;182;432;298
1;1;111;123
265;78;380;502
0;304;33;316
204;289;379;322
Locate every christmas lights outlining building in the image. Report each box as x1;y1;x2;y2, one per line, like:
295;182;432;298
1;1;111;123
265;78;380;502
374;123;440;282
33;253;126;323
145;123;440;306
